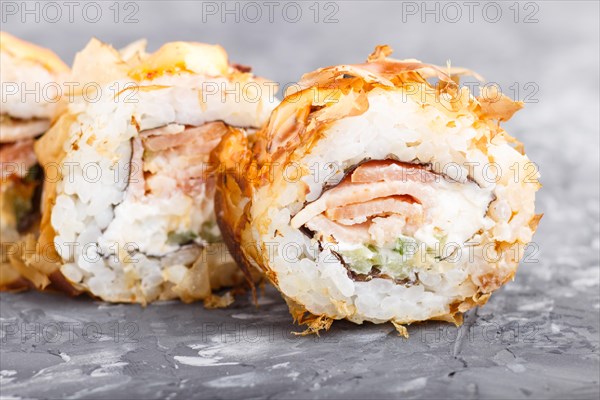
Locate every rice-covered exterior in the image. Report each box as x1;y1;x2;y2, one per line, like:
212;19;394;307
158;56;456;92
216;46;541;334
0;32;69;142
1;33;69;290
26;39;278;303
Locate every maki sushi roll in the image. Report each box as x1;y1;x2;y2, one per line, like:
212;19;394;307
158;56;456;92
215;46;541;335
0;32;69;290
29;38;278;303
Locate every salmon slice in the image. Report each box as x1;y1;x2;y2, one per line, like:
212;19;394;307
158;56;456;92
291;180;434;228
299;159;492;251
325;195;422;225
305;214;371;244
0;139;37;179
296;161;445;246
139;123;185;137
142;121;228;153
140;122;229;198
351;160;438;184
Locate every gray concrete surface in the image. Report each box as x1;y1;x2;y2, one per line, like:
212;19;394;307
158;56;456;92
1;1;599;399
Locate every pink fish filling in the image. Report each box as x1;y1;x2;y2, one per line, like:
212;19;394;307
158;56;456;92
294;160;437;247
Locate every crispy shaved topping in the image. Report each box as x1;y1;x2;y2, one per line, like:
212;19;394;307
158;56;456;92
129;41;229;80
0;31;69;73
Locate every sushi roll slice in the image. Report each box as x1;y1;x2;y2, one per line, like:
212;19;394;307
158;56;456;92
215;46;541;335
28;38;278;303
0;32;69;290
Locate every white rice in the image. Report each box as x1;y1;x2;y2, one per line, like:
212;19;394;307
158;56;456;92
0;50;64;121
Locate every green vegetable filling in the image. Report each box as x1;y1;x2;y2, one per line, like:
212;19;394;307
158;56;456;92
338;236;422;280
200;221;221;243
167;231;198;245
166;222;221;246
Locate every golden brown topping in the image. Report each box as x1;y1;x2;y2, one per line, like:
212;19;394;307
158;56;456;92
0;31;69;73
250;45;524;184
129;41;229;80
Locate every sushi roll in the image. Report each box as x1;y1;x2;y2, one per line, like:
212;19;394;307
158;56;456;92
28;38;278;303
215;46;541;335
0;32;69;290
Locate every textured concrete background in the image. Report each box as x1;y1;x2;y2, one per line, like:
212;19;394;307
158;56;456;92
1;1;599;399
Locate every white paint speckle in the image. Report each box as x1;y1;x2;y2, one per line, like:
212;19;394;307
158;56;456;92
257;296;276;306
286;371;300;380
394;377;428;392
571;268;600;289
518;299;554;312
90;362;129;377
174;356;238;367
204;372;258;388
0;370;18;385
271;362;290;369
508;363;527;373
231;313;256;320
